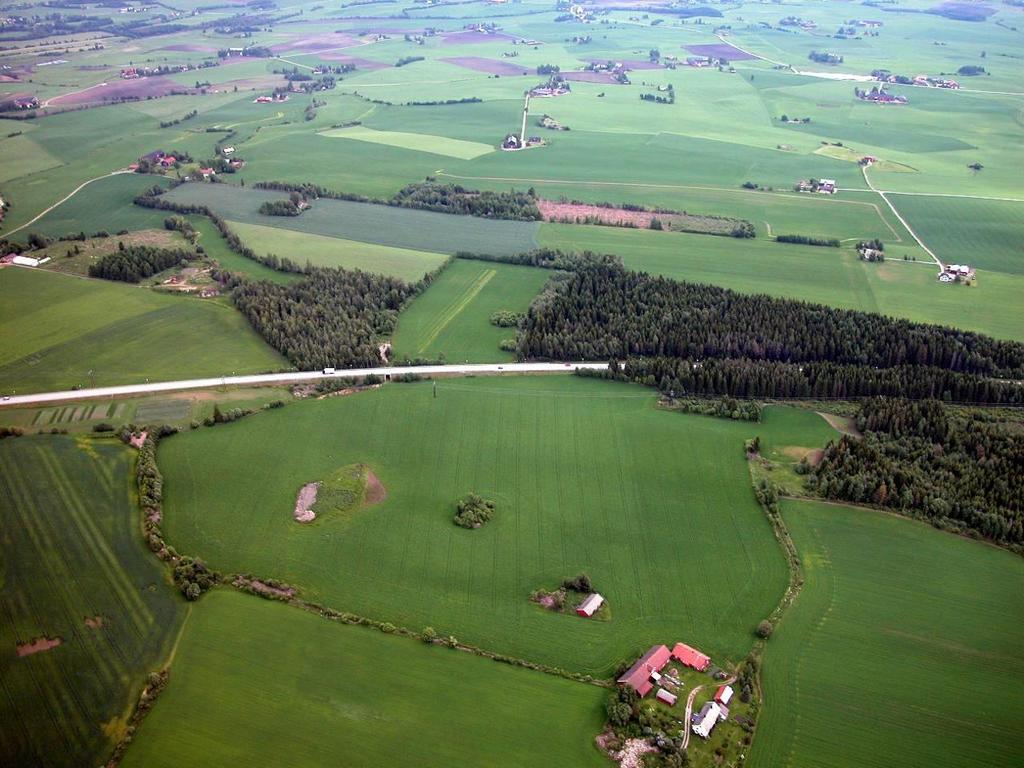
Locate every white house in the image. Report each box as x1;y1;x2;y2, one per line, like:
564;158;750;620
692;701;722;739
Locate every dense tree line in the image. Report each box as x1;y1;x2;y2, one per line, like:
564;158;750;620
775;234;840;247
251;180;543;221
808;398;1024;546
232;268;421;369
617;357;1023;404
517;265;1024;378
456;248;620;270
258;199;302;216
88;244;192;282
390;182;542;220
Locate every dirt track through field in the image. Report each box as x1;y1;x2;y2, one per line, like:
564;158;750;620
416;268;496;354
3;169;132;236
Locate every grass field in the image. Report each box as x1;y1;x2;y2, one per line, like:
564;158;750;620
0;267;287;393
750;500;1024;768
157;376;811;675
320;125;496;160
226;220;450;282
539;224;1024;342
0;435;185;768
120;590;607;768
888;195;1024;276
162;183;541;258
187;217;301;285
391;259;549;361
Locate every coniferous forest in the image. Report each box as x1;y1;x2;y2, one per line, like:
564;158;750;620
232;268;420;369
809;398;1024;547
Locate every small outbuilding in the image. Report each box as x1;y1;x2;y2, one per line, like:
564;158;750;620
715;684;734;706
655;688;677;706
576;593;604;617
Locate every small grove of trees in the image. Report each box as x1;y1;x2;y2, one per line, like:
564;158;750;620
489;310;524;327
88;244;193;282
775;234;841;247
561;572;594;592
453;493;495;528
258;197;303;216
395;55;425;67
173;556;219;600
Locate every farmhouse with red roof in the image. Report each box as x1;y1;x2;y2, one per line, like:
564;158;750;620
672;642;710;671
617;644;671;697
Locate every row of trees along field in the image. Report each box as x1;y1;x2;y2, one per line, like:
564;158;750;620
611;357;1024;404
88;244;193;282
518;265;1024;378
807;398;1024;547
232;268;422;370
252;180;543;220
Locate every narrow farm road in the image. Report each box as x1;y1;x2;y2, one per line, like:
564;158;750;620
0;361;610;406
3;169;133;236
861;166;943;268
841;189;1024;203
681;675;737;751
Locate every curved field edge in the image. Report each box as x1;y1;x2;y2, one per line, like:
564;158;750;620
0;435;185;768
156;376;793;676
749;499;1024;768
119;590;607;768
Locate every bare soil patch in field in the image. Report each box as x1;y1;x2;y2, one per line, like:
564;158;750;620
84;615;104;629
441;56;529;75
294;482;319;523
562;70;619;84
538;200;669;227
365;470;387;506
818;411;862;438
17;635;62;657
440;30;515;45
685;43;756;60
318;53;391;70
50;77;188;106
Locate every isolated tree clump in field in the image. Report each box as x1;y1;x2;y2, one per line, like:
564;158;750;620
453;493;495;528
489;310;524;327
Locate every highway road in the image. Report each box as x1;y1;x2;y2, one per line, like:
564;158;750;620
0;362;610;407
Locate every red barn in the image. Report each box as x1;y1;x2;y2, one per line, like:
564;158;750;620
617;644;671;697
671;642;710;671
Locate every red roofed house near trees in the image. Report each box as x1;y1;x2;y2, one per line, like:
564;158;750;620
672;642;711;671
617;644;672;697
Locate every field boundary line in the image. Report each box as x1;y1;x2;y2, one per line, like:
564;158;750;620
842;189;1024;203
862;166;942;268
416;268;496;354
3;169;132;236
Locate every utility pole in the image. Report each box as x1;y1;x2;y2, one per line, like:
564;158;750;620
520;92;529;146
433;380;437;399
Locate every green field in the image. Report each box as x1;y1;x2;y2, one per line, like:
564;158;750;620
391;259;549;361
226;220;450;282
158;376;801;675
889;194;1024;276
162;183;541;258
321;125;496;160
0;267;287;393
189;217;301;285
750;500;1024;768
121;590;607;768
0;436;185;768
539;223;1024;342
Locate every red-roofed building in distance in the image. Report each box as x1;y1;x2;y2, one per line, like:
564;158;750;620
617;644;672;697
672;642;710;671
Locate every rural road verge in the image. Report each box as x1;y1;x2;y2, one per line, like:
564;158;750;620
0;362;610;406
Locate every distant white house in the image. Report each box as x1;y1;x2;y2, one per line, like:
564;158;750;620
12;255;50;267
576;592;604;617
